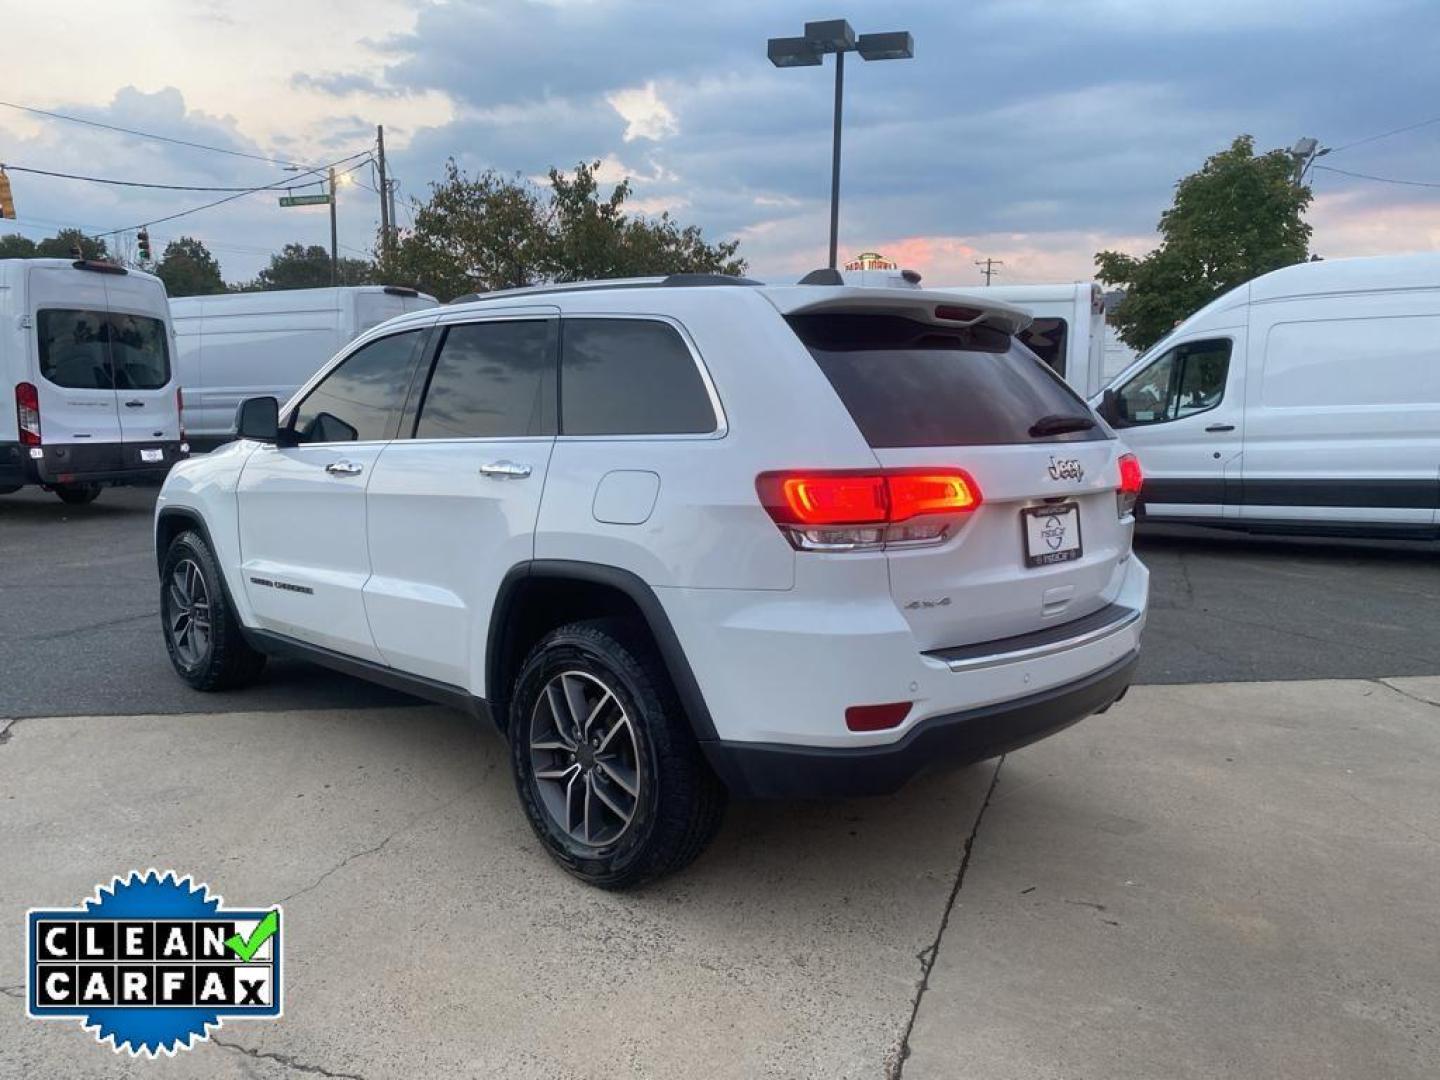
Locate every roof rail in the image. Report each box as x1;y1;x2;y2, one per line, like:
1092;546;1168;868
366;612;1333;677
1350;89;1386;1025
446;273;761;305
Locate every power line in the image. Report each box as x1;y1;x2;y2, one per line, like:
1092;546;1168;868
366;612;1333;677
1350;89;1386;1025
0;98;314;170
90;153;373;238
0;161;330;193
1329;114;1440;155
1312;164;1440;190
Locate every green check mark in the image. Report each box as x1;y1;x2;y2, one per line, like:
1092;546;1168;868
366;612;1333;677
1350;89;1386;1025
225;910;278;962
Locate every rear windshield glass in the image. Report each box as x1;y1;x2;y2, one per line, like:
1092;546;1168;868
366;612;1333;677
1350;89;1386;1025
788;313;1107;448
37;308;171;390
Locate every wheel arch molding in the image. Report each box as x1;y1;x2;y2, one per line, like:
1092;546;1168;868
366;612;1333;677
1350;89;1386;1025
487;560;718;743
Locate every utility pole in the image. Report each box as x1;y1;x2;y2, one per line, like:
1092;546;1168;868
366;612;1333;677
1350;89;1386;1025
1289;136;1328;187
375;124;391;248
328;166;338;285
975;257;1003;285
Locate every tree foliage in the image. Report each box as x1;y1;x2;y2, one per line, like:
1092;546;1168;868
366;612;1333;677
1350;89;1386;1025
155;236;226;297
0;229;109;261
238;242;376;291
1096;136;1312;352
0;234;37;258
378;160;745;300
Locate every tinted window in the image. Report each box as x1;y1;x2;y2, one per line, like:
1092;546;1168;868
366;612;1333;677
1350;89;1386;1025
1018;317;1068;377
416;320;556;439
561;319;716;436
1115;339;1231;425
790;313;1106;448
292;330;421;443
37;309;171;390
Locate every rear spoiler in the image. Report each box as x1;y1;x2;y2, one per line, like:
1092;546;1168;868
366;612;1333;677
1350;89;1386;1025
763;286;1032;335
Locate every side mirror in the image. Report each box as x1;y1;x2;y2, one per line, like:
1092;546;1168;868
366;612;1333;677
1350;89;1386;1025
1100;387;1125;427
236;396;280;442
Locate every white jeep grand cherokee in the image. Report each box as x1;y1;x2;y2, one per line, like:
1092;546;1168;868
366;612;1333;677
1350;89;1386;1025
155;274;1148;888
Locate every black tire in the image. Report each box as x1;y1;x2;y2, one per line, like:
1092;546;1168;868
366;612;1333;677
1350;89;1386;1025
54;484;101;505
160;530;267;691
509;618;727;889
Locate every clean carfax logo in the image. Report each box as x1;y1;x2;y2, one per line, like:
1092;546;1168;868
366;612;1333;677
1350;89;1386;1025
26;870;282;1056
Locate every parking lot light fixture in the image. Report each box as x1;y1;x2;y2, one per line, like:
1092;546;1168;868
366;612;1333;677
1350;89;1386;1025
767;18;915;270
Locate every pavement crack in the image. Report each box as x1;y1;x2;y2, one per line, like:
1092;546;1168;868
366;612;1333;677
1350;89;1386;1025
211;1036;367;1079
0;718;19;747
888;756;1005;1080
277;789;474;905
0;983;24;999
1374;679;1440;710
27;610;158;642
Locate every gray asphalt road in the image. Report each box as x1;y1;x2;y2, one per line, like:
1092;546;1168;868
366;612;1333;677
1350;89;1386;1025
1;485;1435;718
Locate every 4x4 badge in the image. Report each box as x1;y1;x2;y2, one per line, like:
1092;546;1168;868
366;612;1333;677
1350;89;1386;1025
1047;457;1083;482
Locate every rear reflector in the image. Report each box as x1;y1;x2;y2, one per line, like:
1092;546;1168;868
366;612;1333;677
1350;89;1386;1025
16;382;40;447
845;702;912;732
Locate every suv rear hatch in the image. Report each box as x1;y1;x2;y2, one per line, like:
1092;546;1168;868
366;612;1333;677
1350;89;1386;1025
777;289;1129;651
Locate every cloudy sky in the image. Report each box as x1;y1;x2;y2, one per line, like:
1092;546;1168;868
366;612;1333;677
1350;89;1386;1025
3;0;1438;286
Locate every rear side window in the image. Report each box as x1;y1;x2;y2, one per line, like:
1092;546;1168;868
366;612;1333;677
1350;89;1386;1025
37;309;171;390
292;330;422;443
789;313;1105;448
416;320;556;439
1017;317;1068;377
561;319;716;436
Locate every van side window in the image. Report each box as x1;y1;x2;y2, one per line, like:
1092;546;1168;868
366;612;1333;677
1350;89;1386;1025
1018;317;1068;378
1114;339;1231;425
560;319;716;436
291;330;423;443
37;309;171;390
414;320;557;439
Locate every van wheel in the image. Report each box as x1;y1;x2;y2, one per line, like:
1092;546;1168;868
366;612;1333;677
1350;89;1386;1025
509;618;727;889
161;530;267;690
54;484;102;505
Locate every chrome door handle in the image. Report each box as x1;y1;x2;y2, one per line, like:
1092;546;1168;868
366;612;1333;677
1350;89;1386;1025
479;460;532;479
325;460;364;476
1205;423;1235;433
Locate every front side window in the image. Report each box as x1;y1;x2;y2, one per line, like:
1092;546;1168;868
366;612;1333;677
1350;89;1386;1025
415;320;556;439
1114;338;1231;426
560;319;716;436
37;309;171;390
1018;317;1068;378
292;330;423;443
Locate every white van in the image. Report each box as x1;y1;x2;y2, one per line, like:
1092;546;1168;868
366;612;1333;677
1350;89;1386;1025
1093;253;1440;540
0;259;184;504
171;285;437;443
936;283;1111;397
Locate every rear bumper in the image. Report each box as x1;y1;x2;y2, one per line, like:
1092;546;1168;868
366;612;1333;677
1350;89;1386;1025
20;440;187;486
703;650;1138;798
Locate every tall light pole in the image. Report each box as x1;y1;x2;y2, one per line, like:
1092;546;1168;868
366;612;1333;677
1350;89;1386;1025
768;19;914;271
1290;136;1329;187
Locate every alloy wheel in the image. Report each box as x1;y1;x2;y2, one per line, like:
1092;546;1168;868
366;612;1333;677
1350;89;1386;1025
166;558;212;667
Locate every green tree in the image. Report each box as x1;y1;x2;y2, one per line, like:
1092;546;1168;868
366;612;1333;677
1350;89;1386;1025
239;242;376;291
155;236;226;297
35;228;109;261
1096;135;1312;352
378;160;745;301
0;233;37;258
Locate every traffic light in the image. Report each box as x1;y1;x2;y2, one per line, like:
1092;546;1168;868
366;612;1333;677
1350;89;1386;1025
0;169;15;220
137;228;151;262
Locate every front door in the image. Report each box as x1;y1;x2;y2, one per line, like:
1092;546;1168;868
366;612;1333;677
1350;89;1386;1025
364;312;559;690
237;327;429;661
27;265;123;447
1108;332;1245;522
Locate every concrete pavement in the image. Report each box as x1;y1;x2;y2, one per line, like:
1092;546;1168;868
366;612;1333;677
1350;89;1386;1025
2;677;1438;1077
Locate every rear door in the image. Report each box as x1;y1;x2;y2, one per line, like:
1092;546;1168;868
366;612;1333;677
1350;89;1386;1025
363;309;558;688
103;272;177;445
790;309;1128;650
27;264;123;446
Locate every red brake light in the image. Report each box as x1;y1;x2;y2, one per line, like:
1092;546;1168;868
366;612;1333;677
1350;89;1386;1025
757;469;982;550
845;701;912;732
16;382;40;447
1118;453;1143;494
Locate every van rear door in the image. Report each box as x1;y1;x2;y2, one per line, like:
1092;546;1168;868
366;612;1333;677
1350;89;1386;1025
27;264;123;446
103;271;177;445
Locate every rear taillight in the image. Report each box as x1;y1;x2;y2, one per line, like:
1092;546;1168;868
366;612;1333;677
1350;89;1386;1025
757;468;982;551
1117;452;1143;517
16;382;40;447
